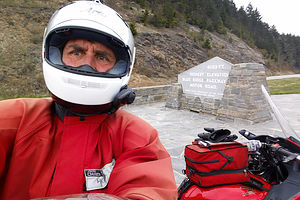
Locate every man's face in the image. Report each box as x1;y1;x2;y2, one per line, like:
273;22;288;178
62;39;116;72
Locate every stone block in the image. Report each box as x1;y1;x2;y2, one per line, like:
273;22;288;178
241;70;253;76
230;70;242;76
246;63;261;70
230;88;240;95
216;114;234;123
229;76;238;83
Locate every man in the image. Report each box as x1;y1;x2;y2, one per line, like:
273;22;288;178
62;39;117;72
0;1;178;199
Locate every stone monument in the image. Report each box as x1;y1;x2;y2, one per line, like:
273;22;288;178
166;57;272;124
178;56;232;99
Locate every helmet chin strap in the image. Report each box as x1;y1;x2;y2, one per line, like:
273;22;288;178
52;85;136;121
108;85;136;114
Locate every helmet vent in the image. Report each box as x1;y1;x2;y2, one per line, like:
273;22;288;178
93;0;105;4
64;77;106;89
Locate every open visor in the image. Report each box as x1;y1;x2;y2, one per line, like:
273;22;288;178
45;28;130;78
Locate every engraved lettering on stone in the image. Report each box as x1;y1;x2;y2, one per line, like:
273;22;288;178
178;57;232;99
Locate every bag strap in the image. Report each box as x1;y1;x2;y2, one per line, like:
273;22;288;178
186;164;247;177
217;150;233;170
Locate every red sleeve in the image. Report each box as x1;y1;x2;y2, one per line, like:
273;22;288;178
105;110;178;200
0;100;22;183
0;98;52;185
0;99;22;183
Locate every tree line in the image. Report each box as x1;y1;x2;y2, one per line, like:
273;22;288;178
132;0;300;72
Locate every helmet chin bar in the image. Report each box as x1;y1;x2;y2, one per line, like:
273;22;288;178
51;93;113;115
43;62;128;105
51;84;135;117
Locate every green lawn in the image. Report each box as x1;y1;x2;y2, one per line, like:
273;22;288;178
267;77;300;95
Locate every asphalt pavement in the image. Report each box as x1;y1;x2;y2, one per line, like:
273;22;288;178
123;94;300;186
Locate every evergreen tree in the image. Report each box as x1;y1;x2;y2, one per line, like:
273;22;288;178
132;0;300;71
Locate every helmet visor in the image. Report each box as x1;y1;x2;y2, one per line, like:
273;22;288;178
45;28;130;78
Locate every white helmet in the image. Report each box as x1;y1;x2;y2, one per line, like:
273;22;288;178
42;0;136;107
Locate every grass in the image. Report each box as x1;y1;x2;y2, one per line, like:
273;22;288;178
267;77;300;95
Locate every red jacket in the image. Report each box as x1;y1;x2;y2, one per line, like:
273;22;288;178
0;98;177;200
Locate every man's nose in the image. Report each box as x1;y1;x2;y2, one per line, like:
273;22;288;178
81;55;98;71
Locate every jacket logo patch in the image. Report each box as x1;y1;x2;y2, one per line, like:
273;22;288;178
84;159;115;191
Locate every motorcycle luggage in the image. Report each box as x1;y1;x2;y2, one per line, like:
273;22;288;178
184;141;250;187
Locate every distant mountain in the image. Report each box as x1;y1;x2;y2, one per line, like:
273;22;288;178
0;0;298;98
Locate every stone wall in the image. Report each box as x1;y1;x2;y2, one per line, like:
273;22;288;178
132;85;172;105
216;63;272;123
131;63;272;124
165;83;182;109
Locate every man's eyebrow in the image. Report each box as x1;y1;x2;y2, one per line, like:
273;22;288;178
95;50;114;57
65;44;86;51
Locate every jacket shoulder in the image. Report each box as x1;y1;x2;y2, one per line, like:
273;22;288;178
0;98;53;132
104;109;159;151
109;109;152;128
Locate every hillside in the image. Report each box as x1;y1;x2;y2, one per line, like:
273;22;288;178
0;0;293;98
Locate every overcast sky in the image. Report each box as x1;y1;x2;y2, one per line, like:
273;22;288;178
232;0;300;36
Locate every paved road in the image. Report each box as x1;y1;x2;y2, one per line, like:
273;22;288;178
267;74;300;80
123;94;300;186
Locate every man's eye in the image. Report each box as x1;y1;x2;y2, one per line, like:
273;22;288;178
96;55;107;61
72;51;81;56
